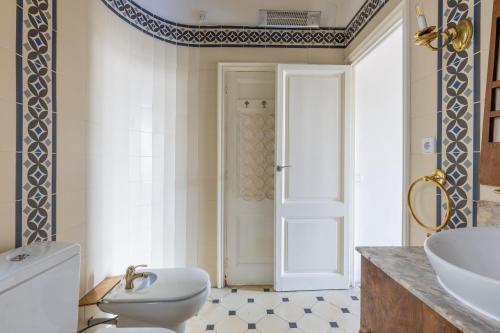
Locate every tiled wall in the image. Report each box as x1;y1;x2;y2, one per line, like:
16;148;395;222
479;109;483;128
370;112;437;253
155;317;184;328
408;0;498;243
351;0;495;244
55;0;89;295
15;0;57;247
407;0;440;244
91;0;374;283
0;0;89;293
85;0;179;289
436;0;481;229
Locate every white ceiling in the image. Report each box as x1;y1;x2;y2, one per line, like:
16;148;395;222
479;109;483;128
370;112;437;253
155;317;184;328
133;0;365;27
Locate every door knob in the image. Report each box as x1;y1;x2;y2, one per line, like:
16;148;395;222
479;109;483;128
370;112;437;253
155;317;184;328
276;165;292;172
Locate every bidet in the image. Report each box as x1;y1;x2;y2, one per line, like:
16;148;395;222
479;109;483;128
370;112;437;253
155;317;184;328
98;267;210;333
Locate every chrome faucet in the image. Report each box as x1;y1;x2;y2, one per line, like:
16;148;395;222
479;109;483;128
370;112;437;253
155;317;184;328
125;264;149;290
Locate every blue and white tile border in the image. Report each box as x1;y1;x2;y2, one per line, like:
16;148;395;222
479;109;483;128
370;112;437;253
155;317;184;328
100;0;389;48
15;0;57;247
437;0;480;228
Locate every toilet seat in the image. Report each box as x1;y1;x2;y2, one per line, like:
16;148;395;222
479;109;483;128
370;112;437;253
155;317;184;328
97;328;175;333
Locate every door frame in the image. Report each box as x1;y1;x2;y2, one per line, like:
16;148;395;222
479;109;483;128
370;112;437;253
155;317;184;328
217;63;277;288
217;63;355;289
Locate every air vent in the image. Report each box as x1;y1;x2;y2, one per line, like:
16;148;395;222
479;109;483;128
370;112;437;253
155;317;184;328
258;10;321;28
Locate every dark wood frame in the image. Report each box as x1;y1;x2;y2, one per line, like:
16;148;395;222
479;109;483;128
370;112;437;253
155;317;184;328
480;0;500;186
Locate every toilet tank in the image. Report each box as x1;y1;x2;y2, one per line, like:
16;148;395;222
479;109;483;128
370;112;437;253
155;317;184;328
0;242;80;333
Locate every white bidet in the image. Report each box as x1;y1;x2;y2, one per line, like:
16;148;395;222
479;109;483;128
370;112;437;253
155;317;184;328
98;267;210;333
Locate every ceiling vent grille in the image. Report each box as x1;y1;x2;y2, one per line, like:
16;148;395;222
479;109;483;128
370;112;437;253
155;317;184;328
258;10;321;28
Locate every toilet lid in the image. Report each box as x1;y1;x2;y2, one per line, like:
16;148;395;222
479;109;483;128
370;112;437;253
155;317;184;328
97;329;175;333
102;267;210;303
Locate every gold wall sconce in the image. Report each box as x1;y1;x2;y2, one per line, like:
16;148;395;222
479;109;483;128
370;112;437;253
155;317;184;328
414;3;473;52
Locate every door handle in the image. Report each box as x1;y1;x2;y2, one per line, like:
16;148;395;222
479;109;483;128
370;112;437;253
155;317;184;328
276;165;292;172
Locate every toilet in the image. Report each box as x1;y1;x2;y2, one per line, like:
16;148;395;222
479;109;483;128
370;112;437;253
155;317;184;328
0;242;208;333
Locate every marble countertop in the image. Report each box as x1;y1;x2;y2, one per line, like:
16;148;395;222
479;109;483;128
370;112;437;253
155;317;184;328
357;247;500;333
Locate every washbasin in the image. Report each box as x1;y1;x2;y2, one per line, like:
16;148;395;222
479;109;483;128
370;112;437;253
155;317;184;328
134;273;157;291
104;271;158;297
424;227;500;322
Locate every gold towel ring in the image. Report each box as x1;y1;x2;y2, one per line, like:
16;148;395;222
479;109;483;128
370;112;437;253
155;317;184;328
407;169;453;233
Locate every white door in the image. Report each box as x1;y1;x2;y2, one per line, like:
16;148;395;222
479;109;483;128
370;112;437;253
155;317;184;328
225;71;276;285
275;65;352;291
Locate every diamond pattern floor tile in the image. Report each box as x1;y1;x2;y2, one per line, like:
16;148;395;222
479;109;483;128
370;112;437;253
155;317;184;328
238;303;267;323
221;292;249;310
256;315;289;333
82;286;360;333
298;313;331;333
311;301;343;321
197;303;228;325
289;292;318;308
189;286;360;333
217;316;248;333
274;302;306;322
335;313;361;333
255;293;283;308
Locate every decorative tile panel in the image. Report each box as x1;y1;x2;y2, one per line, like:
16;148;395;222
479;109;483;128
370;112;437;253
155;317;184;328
16;0;57;246
238;100;275;201
437;0;480;228
100;0;389;48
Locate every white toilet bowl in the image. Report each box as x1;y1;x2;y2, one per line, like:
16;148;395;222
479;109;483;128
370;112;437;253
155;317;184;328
98;267;210;333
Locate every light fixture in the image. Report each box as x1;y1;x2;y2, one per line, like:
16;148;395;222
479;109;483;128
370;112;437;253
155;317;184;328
414;3;473;52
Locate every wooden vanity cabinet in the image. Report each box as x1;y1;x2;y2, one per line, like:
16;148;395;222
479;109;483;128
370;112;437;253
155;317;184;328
359;258;461;333
480;0;500;186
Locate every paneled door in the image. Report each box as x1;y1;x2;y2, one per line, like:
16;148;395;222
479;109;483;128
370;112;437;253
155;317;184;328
275;65;352;291
225;71;276;285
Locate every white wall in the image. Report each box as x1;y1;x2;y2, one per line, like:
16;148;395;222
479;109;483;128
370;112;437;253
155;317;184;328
353;25;404;283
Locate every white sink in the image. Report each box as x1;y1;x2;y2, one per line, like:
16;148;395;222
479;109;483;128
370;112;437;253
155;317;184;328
134;273;157;291
424;227;500;322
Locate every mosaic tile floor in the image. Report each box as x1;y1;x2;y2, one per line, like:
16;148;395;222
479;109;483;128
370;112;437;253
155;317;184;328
187;286;360;333
81;286;360;333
